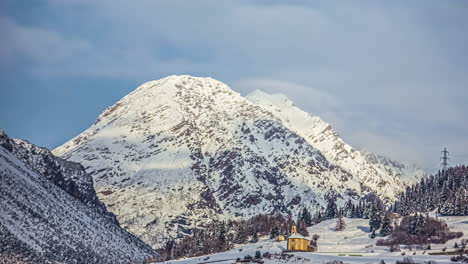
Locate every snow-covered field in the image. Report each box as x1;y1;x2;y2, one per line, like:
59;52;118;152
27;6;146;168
159;217;468;264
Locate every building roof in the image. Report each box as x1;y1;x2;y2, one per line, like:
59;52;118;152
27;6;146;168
288;233;308;240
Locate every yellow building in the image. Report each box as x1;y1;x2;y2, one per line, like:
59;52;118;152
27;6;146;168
286;225;315;252
276;235;285;241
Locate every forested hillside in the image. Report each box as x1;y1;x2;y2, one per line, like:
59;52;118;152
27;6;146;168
393;166;468;216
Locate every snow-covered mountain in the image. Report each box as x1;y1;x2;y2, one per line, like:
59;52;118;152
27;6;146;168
246;90;423;190
52;75;423;247
0;130;156;263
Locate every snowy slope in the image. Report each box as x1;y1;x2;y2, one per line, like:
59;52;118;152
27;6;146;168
309;216;468;254
161;216;468;264
0;131;156;264
53;75;423;247
0;130;116;223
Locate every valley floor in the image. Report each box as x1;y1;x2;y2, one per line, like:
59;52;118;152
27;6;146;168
158;216;468;264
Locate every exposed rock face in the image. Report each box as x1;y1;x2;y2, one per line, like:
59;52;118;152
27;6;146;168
0;130;117;223
0;131;156;263
52;75;424;247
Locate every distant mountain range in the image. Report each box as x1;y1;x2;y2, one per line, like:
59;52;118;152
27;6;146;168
0;130;156;264
51;75;424;247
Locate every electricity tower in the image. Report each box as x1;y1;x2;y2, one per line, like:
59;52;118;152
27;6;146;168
440;147;450;170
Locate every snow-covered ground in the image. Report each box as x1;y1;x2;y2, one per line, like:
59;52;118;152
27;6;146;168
159;217;468;264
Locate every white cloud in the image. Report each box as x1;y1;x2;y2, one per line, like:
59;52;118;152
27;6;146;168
2;1;467;169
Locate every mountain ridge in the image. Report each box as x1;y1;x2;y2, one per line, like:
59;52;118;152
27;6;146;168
0;130;156;263
246;89;423;192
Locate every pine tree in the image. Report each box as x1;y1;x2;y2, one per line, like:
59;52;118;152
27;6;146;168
325;199;338;219
300;207;313;226
164;239;175;260
270;225;279;239
343;200;353;218
251;231;258;243
439;201;455;216
409;213;426;235
335;216;346;231
369;204;382;232
315;211;323;223
218;221;227;250
409;214;418;235
416;214;426;234
380;214;392;236
356;200;364;218
349;204;356;218
363;203;372;219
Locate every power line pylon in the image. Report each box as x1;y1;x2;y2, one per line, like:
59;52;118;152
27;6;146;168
440;147;450;170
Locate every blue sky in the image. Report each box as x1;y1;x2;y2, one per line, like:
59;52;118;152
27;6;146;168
1;0;467;170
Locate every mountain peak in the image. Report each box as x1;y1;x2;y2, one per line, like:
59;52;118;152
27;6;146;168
53;76;424;247
137;75;230;93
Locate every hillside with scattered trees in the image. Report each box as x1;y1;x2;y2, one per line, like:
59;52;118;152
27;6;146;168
376;214;463;247
154;214;309;261
150;166;468;262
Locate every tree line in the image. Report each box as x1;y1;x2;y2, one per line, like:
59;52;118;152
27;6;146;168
392;166;468;216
